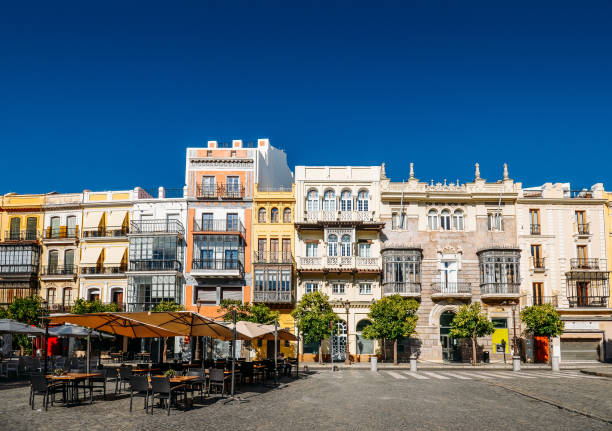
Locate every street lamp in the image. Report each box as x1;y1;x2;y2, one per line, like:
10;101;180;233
511;302;520;371
344;300;351;365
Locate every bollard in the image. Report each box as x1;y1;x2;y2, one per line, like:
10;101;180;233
410;357;417;372
512;355;521;372
370;356;378;372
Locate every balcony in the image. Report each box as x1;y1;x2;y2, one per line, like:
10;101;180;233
382;282;421;298
196;184;246;200
254;251;293;264
523;295;558;307
296;211;382;229
529;224;541;235
531;257;546;272
569;190;594;199
40;265;77;279
3;231;39;242
0;282;37;306
80;265;127;276
480;283;520;300
567;296;609;308
43;227;79;242
82;226;129;239
570;258;604;270
130;219;184;235
128;260;182;272
298;257;323;271
0;264;39;275
191;259;244;278
431;282;472;299
355;256;381;271
193;219;246;237
297;255;381;273
575;223;590;236
253;290;292;304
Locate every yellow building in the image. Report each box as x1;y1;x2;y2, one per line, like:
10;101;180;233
0;193;45;305
251;183;296;359
78;190;133;309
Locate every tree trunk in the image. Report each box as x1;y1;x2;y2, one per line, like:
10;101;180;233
318;341;323;364
163;337;168;363
393;339;398;365
471;329;477;366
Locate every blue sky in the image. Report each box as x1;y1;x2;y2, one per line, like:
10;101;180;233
1;1;611;194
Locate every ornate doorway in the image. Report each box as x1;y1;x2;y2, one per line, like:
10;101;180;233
332;321;347;361
440;311;458;362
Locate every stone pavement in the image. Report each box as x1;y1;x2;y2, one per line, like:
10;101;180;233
302;360;612;371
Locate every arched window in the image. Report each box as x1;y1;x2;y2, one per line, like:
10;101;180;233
64;249;75;272
340;190;352;211
357;190;369;211
341;234;352;257
50;216;60;238
328;234;338;257
258;208;267;223
283;208;291;223
453;210;464;231
307;190;319;211
48;250;59;273
428;209;438;230
440;210;451;230
323;190;336;211
356;319;374;354
270;207;279;223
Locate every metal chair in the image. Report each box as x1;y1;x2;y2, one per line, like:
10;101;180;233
129;375;150;412
150;376;187;416
186;369;205;402
118;366;133;392
89;369;108;401
207;368;227;398
30;374;62;411
104;367;120;394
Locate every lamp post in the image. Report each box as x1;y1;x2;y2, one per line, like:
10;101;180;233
195;300;201;363
344;300;351;365
511;302;520;371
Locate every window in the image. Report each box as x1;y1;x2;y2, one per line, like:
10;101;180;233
478;249;520;292
26;217;37;240
488;213;502;231
341;235;351;257
305;283;318;293
307;190;319;211
226;176;240;193
452;210;464;230
575;211;588;234
323;190;336;211
359;283;372;295
9;218;20;239
258;208;267;223
428;210;438;230
392;213;398;230
226;213;239;231
47;288;56;304
269;239;279;262
577;245;588;267
531;245;543;268
201;213;213;230
50;217;60;238
64;249;74;271
283;208;291;223
62;287;73;306
356;320;374;354
201;176;215;196
257;238;267;260
440;261;458;287
67;215;77;237
529;209;540;235
306;242;318;257
282;238;291;261
230;150;236;158
532;282;544;305
206;150;212;157
358;243;371;257
328;234;338;257
332;283;345;294
440;210;451;230
48;250;59;272
340;191;352;211
270;208;279;223
357;190;369;211
383;249;422;287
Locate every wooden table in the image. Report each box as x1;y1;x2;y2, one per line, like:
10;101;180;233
46;373;102;405
131;368;161;375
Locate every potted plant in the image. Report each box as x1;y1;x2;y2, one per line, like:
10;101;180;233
164;369;177;378
53;368;66;376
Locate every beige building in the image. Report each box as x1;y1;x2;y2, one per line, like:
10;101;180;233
518;182;611;362
380;163;521;362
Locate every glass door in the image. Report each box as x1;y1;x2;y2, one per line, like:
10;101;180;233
440;261;458;293
440;311;457;361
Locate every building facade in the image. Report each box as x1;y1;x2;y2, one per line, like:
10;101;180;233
518;182;611;362
294;165;384;362
380;163;521;363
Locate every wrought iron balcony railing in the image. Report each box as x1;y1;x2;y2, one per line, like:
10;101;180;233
80;266;127;275
193;219;245;236
383;282;421;296
253;251;293;264
192;259;244;275
576;223;590;235
570;258;603;270
300;210;376;223
531;257;546;271
129;260;182;272
44;227;78;239
253;290;292;303
569;190;593;199
4;231;39;241
196;184;246;199
530;224;541;235
567;296;608;308
41;265;77;276
480;283;520;296
130;219;184;235
523;295;558;307
0;264;39;274
431;282;472;295
82;226;129;238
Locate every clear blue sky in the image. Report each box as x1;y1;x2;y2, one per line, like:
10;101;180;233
1;1;611;194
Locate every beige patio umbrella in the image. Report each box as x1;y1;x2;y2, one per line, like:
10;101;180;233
45;313;182;338
234;321;297;341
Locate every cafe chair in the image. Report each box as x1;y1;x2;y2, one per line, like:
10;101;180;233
150;376;187;416
207;368;227;398
129;375;150;413
30;374;62;411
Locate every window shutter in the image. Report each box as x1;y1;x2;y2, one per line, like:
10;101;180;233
198;287;217;304
222;287;243;302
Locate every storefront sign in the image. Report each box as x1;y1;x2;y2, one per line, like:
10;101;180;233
564;321;600;330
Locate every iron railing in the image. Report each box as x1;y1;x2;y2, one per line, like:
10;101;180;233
0;264;39;274
4;230;39;241
383;282;421;296
569;190;593;199
524;295;558;307
196;184;246;199
567;296;608;308
253;251;293;264
480;283;520;295
301;210;376;223
82;226;129;238
530;224;541;235
128;260;182;271
531;257;546;270
193;219;245;236
253;291;292;303
44;227;78;239
570;258;602;270
41;265;77;276
80;266;127;275
431;282;471;295
192;259;244;275
523;190;543;198
576;223;590;235
130;219;184;235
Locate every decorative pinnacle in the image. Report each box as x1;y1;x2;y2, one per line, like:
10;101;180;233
475;163;481;180
503;163;509;180
409;162;414;179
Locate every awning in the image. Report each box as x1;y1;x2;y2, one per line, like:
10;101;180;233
104;246;127;266
84;211;104;229
80;247;103;265
108;210;127;227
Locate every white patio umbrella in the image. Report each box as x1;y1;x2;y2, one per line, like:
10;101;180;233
0;319;45;335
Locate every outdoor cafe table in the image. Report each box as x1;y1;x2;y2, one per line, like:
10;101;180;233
46;373;102;405
131;367;161;375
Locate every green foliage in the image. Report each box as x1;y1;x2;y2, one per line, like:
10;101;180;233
362;295;419;341
152;301;185;312
70;298;119;314
291;291;339;345
449;302;495;340
7;296;46;326
520;304;564;337
219;300;280;324
0;307;8;319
